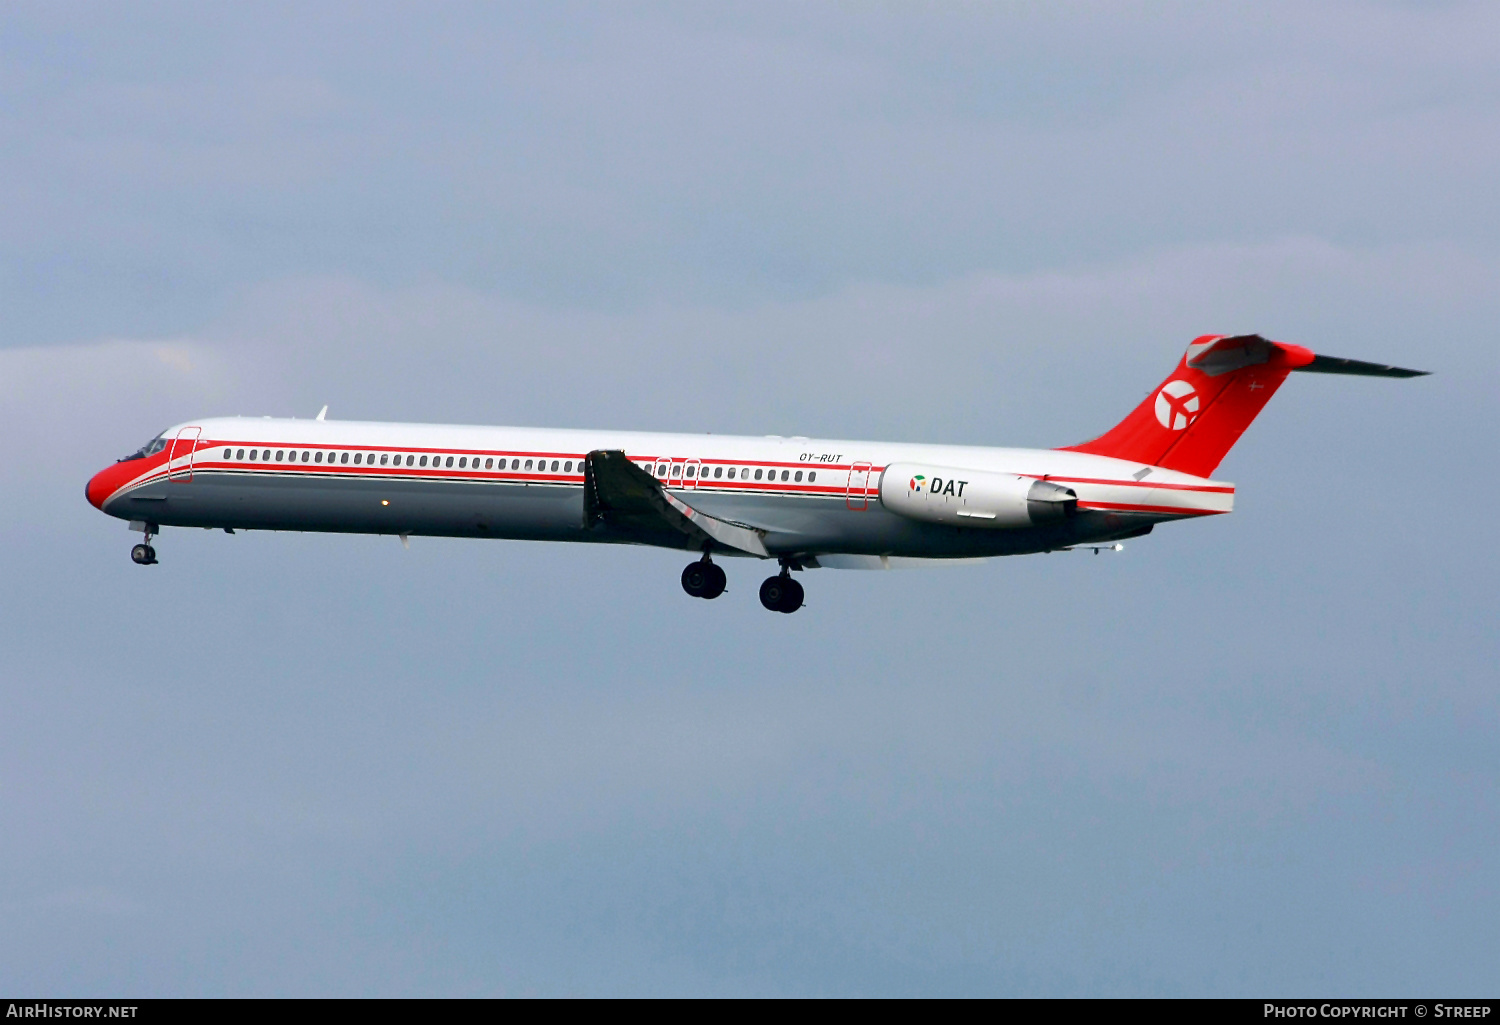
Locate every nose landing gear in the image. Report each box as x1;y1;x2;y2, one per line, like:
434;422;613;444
681;553;727;599
130;523;159;565
759;569;803;614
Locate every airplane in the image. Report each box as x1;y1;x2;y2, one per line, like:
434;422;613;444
85;334;1425;613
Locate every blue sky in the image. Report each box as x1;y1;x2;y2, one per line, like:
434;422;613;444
2;2;1496;995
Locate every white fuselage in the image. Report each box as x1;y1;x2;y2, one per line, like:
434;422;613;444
88;416;1233;565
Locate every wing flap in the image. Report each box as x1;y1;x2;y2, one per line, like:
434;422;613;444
583;450;769;557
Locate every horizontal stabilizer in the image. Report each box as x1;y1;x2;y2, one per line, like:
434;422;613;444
1293;355;1429;378
583;450;769;557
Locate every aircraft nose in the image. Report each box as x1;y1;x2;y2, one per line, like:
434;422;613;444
86;463;129;511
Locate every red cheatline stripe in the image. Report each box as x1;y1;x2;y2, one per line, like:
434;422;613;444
204;440;881;473
130;463;865;499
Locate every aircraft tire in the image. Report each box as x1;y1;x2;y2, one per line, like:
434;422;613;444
131;543;156;566
760;575;801;612
778;577;804;613
701;563;727;600
681;562;709;597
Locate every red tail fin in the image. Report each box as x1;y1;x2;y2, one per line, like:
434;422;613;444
1063;335;1315;477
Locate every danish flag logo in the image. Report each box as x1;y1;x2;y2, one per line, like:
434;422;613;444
1155;380;1200;430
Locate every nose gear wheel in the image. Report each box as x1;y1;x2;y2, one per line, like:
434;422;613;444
130;522;159;565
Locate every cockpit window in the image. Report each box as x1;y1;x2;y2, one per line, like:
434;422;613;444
120;433;171;462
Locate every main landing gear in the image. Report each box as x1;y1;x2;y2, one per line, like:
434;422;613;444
759;568;803;614
130;523;158;565
681;553;727;600
681;552;805;613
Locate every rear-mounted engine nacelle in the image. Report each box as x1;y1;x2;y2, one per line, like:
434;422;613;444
879;463;1077;528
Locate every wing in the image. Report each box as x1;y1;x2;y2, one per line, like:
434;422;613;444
582;450;770;557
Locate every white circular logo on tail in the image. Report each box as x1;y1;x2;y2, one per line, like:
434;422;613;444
1155;380;1200;430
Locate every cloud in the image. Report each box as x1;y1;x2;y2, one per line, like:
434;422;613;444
76;235;1497;441
6;2;1500;344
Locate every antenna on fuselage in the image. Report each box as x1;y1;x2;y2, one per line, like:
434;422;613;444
316;405;328;421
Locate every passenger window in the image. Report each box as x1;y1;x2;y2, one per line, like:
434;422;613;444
808;471;816;482
713;466;722;478
236;449;245;459
379;454;388;465
794;470;803;482
781;470;789;481
458;457;467;469
312;451;321;463
274;451;283;462
686;466;696;477
223;448;231;459
299;451;307;462
564;460;572;473
485;458;493;469
549;460;558;472
418;455;426;467
754;468;762;480
523;459;531;470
